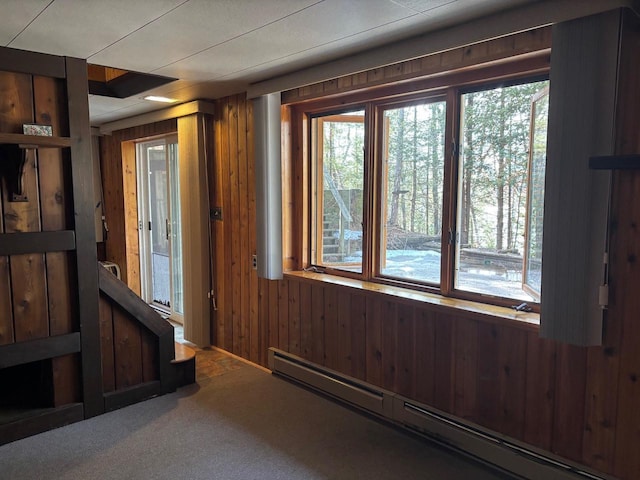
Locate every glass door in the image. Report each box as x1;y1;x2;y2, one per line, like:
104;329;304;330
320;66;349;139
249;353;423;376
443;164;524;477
137;136;184;323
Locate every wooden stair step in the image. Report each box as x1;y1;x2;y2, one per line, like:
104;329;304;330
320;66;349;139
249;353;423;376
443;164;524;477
171;342;196;364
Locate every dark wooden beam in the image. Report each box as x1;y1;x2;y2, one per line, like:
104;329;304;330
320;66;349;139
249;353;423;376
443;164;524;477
103;381;162;412
0;403;84;446
65;56;103;419
0;333;81;369
98;266;174;338
0;231;75;255
0;46;66;78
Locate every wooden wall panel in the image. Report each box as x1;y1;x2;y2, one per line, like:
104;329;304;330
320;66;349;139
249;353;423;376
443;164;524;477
112;305;143;389
99;118;176;288
0;254;12;345
396;304;415;398
99;295;116;393
453;318;478;422
299;280;312;360
323;286;338;369
433;313;454;412
365;296;383;387
140;327;159;383
523;333;556;450
1;72;49;343
414;308;436;406
551;343;587;463
349;294;366;380
287;279;301;356
199;18;640;479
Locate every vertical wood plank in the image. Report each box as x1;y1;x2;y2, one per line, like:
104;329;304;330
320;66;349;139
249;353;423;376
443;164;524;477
34;75;74;337
0;254;12;345
268;279;279;351
475;323;501;432
299;281;312;360
278;279;289;351
336;289;352;375
551;343;587;463
99;295;116;393
212;99;226;351
257;277;269;367
1;71;48;343
237;94;250;360
350;293;367;381
524;333;556;450
112;306;143;389
35;74;75;408
323;286;338;369
414;308;436;406
141;327;159;382
382;300;397;392
221;99;234;351
288;279;301;356
498;326;527;440
433;312;455;413
310;284;324;365
612;170;640;479
51;354;80;406
228;97;242;356
365;296;383;387
396;304;415;398
454;318;478;422
247;99;260;363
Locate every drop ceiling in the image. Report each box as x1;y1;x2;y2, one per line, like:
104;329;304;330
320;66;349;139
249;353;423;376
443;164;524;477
1;0;542;126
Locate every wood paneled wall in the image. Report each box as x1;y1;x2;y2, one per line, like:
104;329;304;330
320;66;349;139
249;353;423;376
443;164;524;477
0;70;79;406
92;16;640;480
99;118;176;291
98;294;158;393
205;18;640;480
211;94;261;361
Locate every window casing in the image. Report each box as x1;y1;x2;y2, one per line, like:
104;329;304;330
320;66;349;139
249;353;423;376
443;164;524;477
297;62;550;310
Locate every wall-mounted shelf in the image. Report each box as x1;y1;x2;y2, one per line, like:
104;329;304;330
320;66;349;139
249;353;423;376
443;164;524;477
0;133;71;148
589;154;640;170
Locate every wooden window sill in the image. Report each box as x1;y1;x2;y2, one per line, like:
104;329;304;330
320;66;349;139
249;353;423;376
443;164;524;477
284;270;540;332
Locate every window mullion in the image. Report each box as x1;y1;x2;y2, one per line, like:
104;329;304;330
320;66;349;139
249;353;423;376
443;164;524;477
362;102;377;280
440;88;459;296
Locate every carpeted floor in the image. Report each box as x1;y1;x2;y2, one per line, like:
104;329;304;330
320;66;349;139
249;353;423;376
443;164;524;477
0;349;514;480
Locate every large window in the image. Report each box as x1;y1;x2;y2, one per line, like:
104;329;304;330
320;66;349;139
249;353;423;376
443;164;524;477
303;72;549;308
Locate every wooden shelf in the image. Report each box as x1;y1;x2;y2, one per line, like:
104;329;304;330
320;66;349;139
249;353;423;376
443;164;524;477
0;132;71;148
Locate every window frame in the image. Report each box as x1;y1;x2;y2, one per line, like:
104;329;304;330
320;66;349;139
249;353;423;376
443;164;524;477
293;57;550;311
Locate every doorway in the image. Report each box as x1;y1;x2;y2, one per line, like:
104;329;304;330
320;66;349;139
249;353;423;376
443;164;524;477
136;135;184;323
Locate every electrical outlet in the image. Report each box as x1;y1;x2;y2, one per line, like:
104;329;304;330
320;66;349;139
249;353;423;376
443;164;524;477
252;255;257;270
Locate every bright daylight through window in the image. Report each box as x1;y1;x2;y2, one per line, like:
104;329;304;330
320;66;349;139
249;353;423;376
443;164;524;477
308;75;549;307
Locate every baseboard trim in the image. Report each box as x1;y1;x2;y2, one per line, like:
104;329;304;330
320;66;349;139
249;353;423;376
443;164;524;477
268;348;614;480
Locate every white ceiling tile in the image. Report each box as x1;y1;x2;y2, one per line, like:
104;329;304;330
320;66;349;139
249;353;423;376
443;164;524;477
0;0;51;46
389;0;456;14
154;0;420;82
89;0;320;72
9;0;186;58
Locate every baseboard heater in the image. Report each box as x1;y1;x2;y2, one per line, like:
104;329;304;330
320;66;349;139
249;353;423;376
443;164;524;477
268;348;613;480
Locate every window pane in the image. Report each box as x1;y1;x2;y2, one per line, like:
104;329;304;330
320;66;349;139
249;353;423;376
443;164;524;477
455;80;549;301
380;101;445;284
523;88;549;298
312;111;365;272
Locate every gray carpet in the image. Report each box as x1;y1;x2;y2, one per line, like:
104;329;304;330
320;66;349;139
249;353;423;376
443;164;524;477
0;364;513;480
